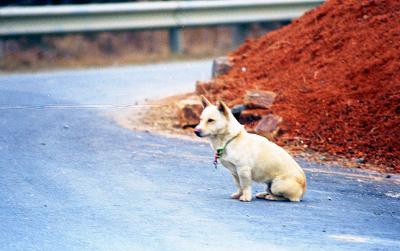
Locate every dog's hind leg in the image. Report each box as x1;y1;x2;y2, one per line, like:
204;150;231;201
264;194;288;201
263;181;289;201
270;177;303;202
255;192;269;199
256;182;273;199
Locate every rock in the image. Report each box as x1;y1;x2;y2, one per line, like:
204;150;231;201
239;109;263;124
244;90;277;109
176;98;203;128
231;104;246;120
231;104;246;115
211;56;233;78
254;114;282;139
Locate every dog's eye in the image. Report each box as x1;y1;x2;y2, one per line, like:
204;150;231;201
207;119;215;123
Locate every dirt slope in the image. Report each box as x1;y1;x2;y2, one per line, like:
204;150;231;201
197;0;400;172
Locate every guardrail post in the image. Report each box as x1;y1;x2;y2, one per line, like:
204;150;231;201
232;24;249;48
0;39;3;59
168;27;182;54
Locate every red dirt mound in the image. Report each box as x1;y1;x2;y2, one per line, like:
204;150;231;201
197;0;400;172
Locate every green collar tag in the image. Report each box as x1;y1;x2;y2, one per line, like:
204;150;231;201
213;132;241;168
216;147;225;157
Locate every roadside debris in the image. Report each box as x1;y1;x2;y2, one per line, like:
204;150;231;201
254;114;282;140
195;0;400;173
211;56;233;78
244;90;276;109
175;97;203;128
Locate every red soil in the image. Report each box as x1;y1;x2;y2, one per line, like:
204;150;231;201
197;0;400;172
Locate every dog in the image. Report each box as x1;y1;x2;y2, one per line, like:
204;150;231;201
194;95;306;202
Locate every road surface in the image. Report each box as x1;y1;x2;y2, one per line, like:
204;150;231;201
0;61;399;251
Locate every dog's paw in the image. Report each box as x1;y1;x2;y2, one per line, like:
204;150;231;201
239;193;252;202
230;192;242;199
255;192;269;199
264;194;288;201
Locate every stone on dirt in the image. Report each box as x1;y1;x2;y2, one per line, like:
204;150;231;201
239;109;263;124
211;56;233;78
176;98;203;128
254;114;282;139
231;104;246;120
244;90;277;109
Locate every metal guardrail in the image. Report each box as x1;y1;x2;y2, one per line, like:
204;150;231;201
0;0;323;53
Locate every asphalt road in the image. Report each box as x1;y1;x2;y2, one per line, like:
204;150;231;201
0;61;399;251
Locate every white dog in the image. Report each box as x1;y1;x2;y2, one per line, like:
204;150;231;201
194;96;306;202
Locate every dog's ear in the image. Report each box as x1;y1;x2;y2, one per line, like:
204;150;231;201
216;100;229;117
200;95;212;108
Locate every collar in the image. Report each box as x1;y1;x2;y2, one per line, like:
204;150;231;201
213;131;241;168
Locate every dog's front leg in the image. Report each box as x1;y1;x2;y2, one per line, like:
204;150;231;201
230;172;242;199
238;166;252;202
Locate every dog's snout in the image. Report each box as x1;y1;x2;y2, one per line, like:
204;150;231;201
194;128;202;137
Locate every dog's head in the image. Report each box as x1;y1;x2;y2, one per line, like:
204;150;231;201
194;95;231;138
